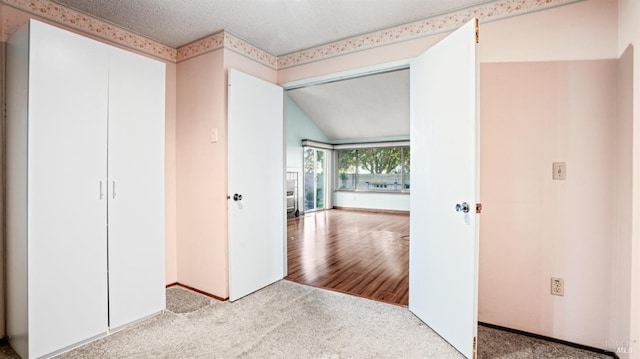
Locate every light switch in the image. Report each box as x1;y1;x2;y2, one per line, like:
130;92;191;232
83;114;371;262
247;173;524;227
210;128;218;143
552;162;566;180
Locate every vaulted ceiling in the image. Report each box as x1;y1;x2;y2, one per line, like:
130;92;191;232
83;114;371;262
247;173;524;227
287;70;409;141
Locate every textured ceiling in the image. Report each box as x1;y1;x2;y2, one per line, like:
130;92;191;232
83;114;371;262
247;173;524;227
287;69;409;141
53;0;494;55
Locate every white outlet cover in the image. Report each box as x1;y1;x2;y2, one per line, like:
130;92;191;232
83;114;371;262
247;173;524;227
210;128;218;143
551;277;564;296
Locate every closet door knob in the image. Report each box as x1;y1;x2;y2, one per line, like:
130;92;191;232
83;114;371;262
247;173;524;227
233;193;243;201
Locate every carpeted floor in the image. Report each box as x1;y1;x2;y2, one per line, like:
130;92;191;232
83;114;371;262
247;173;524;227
0;281;613;358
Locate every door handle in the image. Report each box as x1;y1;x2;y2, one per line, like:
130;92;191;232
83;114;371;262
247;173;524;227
233;193;243;201
99;181;104;200
455;202;470;213
112;181;117;199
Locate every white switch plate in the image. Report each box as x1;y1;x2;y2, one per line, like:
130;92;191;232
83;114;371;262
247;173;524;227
210;128;218;143
552;162;566;180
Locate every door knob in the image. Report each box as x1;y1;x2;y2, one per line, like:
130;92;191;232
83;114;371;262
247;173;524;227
233;193;243;201
456;202;470;213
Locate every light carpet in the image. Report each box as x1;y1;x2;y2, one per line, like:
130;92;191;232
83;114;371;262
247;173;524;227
0;281;614;358
60;281;460;358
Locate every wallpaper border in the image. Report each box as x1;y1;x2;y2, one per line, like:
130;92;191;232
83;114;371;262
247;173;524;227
1;0;177;61
2;0;583;68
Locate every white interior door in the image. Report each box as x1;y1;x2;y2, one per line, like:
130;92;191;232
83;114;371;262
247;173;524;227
408;19;479;358
107;46;166;329
228;69;284;302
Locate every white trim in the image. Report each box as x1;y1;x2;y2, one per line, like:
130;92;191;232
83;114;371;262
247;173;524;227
301;139;333;150
303;139;410;150
280;59;411;90
333;141;409;150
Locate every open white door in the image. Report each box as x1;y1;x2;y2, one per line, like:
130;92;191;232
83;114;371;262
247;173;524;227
408;19;479;358
228;69;285;302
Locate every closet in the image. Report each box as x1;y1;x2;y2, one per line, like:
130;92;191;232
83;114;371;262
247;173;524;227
6;19;165;358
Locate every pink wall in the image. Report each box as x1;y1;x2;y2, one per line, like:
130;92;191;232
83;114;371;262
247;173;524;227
610;45;634;358
277;0;618;85
618;1;640;358
479;60;619;348
224;50;278;83
275;0;624;350
175;50;228;297
277;34;444;85
174;47;276;298
2;0;635;351
480;0;618;62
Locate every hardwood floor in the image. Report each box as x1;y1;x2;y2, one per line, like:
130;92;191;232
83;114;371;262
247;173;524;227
285;209;409;306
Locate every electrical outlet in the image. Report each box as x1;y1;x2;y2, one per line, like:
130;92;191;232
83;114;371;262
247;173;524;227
551;277;564;296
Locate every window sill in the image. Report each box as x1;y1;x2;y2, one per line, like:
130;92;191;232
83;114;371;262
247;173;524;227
334;190;410;195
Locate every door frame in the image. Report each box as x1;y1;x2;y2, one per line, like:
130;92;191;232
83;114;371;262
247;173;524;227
281;60;411;282
280;54;479;298
282;60;411;91
280;28;480;357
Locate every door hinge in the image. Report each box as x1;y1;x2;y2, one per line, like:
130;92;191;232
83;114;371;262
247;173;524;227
475;18;479;44
476;203;483;214
472;336;477;359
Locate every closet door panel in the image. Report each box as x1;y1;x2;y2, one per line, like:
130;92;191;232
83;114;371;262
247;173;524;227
27;21;109;357
107;47;166;328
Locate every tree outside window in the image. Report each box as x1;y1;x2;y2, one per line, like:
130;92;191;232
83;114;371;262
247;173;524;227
336;146;409;193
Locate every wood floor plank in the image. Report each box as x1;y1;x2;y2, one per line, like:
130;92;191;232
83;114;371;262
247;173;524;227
285;209;409;306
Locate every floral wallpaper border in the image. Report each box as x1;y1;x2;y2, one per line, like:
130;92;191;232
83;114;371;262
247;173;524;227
2;0;582;68
176;32;225;63
222;32;277;68
277;0;583;69
176;31;278;69
0;0;177;61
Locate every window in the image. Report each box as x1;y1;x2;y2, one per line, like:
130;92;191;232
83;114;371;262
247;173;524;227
335;147;410;193
304;147;327;211
337;149;357;190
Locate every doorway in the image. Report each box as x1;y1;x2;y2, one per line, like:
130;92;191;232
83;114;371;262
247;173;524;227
282;20;480;358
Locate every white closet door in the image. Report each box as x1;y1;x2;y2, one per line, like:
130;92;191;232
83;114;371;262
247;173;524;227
27;20;109;358
107;46;166;328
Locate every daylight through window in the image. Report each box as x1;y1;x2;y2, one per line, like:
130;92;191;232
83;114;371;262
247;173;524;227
336;147;410;193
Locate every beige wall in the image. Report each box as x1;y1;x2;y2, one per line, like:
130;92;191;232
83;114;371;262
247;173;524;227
618;1;640;358
479;60;619;348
